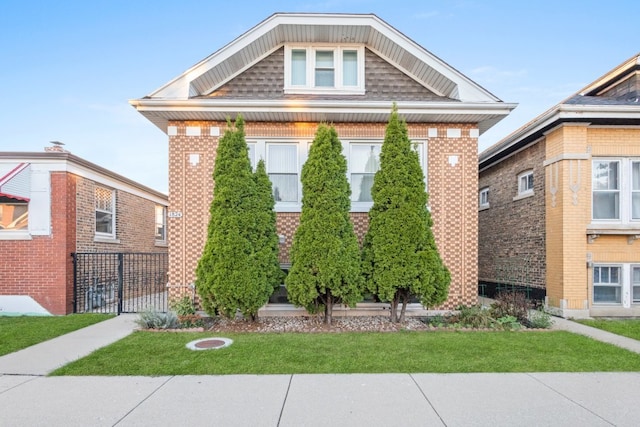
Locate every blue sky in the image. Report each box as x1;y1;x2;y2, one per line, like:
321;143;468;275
1;0;638;193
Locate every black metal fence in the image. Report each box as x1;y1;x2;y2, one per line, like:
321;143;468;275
72;252;168;314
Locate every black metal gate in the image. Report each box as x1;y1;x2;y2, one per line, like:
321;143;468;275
72;252;168;314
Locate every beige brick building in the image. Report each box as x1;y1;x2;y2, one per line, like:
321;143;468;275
131;13;515;312
479;53;640;318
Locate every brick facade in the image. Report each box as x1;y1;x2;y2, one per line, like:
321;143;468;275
478;139;546;290
167;121;479;310
479;52;640;317
0;154;168;315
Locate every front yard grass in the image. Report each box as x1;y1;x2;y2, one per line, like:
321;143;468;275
50;330;640;376
0;314;113;357
576;319;640;341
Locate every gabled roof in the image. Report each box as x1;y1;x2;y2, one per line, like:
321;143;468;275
131;13;515;134
480;53;640;171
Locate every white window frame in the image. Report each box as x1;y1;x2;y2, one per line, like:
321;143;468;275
248;138;428;213
593;264;623;305
95;187;116;239
247;139;310;212
591;158;639;224
345;139;427;213
516;170;534;198
632;160;640;221
155;205;167;243
284;45;365;95
632;265;640;304
479;187;489;210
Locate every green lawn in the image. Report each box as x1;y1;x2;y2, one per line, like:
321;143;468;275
0;314;113;357
576;319;640;341
50;330;640;376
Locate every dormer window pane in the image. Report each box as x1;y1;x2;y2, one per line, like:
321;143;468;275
343;50;358;86
315;50;334;87
291;49;306;85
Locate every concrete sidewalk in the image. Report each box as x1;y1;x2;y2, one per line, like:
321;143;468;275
0;314;138;376
2;314;640;426
2;372;640;426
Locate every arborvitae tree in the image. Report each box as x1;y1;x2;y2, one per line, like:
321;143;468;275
361;105;450;323
285;124;363;324
252;159;284;297
196;116;277;320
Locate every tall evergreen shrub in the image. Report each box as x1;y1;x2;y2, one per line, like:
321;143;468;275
285;124;363;324
196;116;279;320
361;105;450;322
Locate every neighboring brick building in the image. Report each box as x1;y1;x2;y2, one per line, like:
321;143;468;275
0;150;168;315
131;13;515;312
479;53;640;318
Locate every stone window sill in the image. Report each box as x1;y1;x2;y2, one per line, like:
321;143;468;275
513;191;534;202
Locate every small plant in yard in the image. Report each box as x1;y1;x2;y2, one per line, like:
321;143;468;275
489;290;529;323
496;315;522;330
528;308;554;329
451;305;495;329
135;308;179;329
170;295;196;316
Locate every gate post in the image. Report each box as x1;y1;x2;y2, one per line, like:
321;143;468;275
71;253;78;313
117;253;124;315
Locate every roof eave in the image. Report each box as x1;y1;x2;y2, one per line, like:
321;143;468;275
479;104;640;170
130;98;516;134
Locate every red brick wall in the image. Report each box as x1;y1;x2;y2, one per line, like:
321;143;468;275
1;172;167;315
75;176;167;253
0;172;73;314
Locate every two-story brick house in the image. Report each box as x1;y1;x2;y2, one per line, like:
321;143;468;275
0;149;168;315
131;13;515;312
479;53;640;318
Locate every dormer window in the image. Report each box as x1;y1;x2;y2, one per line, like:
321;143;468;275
285;45;365;94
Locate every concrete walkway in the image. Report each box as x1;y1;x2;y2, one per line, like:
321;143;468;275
1;314;640;426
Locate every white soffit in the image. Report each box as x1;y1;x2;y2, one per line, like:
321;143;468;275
144;13;501;104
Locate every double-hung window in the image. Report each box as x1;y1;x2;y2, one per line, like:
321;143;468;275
633;266;640;304
347;140;427;211
518;170;534;196
155;205;167;242
350;143;381;203
592;160;620;220
267;144;299;204
592;158;639;223
593;265;622;304
95;187;115;238
479;188;489;209
285;45;364;94
633;161;640;220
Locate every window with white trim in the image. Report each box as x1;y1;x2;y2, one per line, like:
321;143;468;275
592;158;639;223
592;160;619;220
285;45;365;94
248;139;427;213
633;161;640;220
633;266;640;304
479;188;489;209
155;205;167;242
267;144;299;203
593;265;621;304
347;140;426;212
517;170;534;196
95;187;115;238
350;143;381;203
